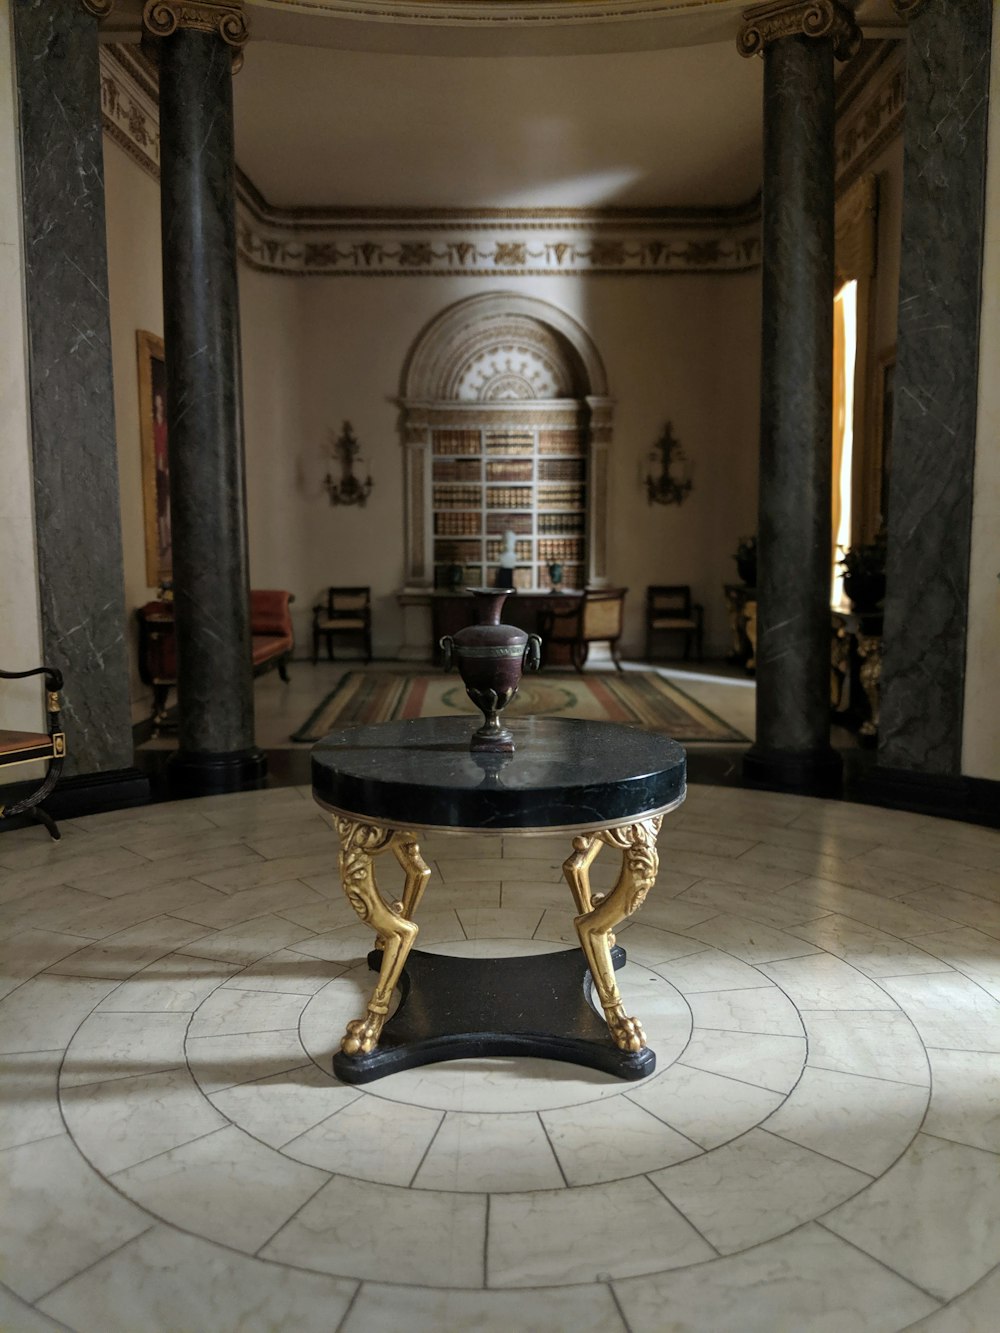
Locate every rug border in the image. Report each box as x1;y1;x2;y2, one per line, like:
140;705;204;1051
290;669;749;745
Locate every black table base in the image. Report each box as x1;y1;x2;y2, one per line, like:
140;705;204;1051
332;945;656;1085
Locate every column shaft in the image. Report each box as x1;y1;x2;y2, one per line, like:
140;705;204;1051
157;27;264;789
744;32;842;795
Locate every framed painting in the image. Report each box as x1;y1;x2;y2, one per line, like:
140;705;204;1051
137;329;171;589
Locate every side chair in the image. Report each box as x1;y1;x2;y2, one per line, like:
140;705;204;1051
312;586;372;664
0;665;67;839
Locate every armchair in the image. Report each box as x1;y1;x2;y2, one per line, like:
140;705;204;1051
0;665;67;839
539;587;628;672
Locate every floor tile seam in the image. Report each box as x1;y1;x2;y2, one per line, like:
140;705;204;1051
58;1063;187;1093
104;1122;237;1181
606;1277;634;1332
276;1093;384;1159
403;1108;447;1188
616;1093;710;1157
333;1280;364;1333
691;1023;808;1038
811;1218;948;1309
923;1043;1000;1054
30;1222;161;1308
534;1109;572;1188
187;1022;305;1042
758;1112;925;1183
643;1171;723;1258
217;981;320;998
898;1260;1000;1332
805;1060;930;1090
918;1128;1000;1159
250;1168;337;1260
200;1060;317;1100
671;1057;802;1100
0;1129;65;1156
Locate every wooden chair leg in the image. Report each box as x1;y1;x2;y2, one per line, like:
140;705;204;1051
278;654;290;683
312;627;319;666
611;640;623;672
30;805;60;840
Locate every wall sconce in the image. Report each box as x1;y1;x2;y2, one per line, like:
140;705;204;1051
323;421;373;507
645;421;693;506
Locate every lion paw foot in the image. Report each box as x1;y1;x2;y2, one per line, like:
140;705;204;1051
608;1012;646;1052
341;1014;384;1055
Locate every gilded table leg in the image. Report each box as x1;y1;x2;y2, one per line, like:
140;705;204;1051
332;816;423;1056
563;816;663;1053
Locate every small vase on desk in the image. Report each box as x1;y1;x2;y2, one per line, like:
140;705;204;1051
439;588;541;752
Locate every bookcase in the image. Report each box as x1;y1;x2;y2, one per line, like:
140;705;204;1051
431;425;587;590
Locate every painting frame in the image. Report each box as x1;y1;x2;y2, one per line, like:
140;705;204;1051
874;346;896;526
136;329;171;590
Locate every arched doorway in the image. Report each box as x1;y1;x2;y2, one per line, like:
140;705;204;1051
398;293;614;595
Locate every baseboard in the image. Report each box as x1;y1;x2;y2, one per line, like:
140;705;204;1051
851;765;1000;829
0;766;150;831
133;716;156;747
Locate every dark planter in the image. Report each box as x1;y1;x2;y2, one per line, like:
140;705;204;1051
844;570;886;613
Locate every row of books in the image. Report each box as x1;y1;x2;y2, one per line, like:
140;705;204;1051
435;512;483;536
485;460;534;481
538;484;586;508
432;431;481;455
433;485;483;508
538;538;584;561
489;487;534;509
539;458;585;481
433;459;481;482
539;513;586;534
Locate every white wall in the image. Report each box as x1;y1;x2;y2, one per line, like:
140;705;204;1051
0;0;44;766
241;269;761;660
962;22;1000;782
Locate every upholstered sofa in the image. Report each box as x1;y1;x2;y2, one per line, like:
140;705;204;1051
137;589;294;729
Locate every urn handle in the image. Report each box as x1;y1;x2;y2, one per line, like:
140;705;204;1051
439;635;454;672
523;633;542;674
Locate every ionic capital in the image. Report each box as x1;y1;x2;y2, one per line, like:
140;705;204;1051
889;0;928;16
80;0;114;16
738;0;862;62
141;1;248;50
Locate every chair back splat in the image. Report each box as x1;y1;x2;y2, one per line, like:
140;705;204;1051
312;586;372;664
645;585;704;662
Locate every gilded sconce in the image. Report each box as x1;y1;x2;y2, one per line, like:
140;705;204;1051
645;422;693;506
323;421;373;507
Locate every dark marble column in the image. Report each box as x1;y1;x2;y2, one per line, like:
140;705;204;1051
875;0;992;779
11;1;145;806
738;1;859;796
150;5;265;792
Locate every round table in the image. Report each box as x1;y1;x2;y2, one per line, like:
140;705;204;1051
312;715;686;1083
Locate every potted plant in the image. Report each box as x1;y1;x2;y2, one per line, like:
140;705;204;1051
840;529;887;612
733;535;757;588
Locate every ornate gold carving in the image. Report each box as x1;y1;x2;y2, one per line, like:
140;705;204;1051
563;816;663;1052
857;632;883;737
142;0;248;48
738;0;861;62
81;0;114;16
333;817;427;1057
46;691;61;714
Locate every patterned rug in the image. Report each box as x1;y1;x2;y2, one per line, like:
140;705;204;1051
291;670;747;744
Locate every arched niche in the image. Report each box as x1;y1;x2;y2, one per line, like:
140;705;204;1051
399;292;614;592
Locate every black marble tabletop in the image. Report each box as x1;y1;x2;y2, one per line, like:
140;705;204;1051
311;716;686;832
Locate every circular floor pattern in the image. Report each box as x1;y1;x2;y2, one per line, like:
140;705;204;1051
3;785;1000;1330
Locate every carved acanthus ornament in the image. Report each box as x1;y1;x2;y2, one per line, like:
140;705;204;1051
738;0;862;61
142;0;249;49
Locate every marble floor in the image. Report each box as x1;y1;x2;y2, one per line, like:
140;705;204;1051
2;784;1000;1330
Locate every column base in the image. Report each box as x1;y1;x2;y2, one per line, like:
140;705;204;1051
167;747;267;796
743;744;843;797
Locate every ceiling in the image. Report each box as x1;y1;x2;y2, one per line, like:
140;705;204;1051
233;38;764;210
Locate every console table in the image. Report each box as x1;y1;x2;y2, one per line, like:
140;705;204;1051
312;715;686;1084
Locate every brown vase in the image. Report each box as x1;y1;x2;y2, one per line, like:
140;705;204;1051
439;588;541;752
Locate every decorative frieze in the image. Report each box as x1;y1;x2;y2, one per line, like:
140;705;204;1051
835;41;906;192
100;45;160;176
738;0;862;61
236;211;762;277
